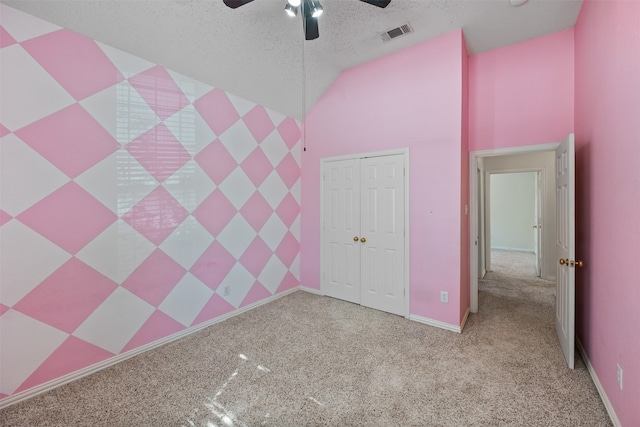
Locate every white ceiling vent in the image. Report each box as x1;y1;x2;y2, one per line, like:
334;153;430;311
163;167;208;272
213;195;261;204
381;23;414;43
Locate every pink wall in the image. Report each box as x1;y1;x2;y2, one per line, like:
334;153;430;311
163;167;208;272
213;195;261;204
574;0;640;424
301;30;467;326
460;34;470;322
469;29;575;151
0;5;300;402
470;10;639;423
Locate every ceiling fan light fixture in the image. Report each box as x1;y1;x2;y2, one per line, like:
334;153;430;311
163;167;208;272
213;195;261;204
310;0;323;17
288;0;302;7
284;3;298;17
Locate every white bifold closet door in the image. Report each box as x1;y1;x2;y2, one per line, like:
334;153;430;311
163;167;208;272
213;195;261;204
322;154;405;317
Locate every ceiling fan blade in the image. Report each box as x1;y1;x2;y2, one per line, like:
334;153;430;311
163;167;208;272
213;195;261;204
359;0;391;8
223;0;256;8
303;0;319;40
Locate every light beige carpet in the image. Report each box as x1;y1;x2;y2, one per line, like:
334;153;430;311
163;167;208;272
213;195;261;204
0;251;611;426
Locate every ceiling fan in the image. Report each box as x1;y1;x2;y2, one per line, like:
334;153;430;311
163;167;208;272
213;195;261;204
223;0;391;40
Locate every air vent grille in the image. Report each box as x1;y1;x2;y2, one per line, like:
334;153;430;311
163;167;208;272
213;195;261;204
381;23;413;42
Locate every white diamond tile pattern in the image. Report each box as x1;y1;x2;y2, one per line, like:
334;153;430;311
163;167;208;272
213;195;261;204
74;150;120;213
265;108;287;127
75;220;157;285
163;104;215;157
96;41;155;79
292;140;303;168
79;81;161;146
0;310;68;395
0;45;75;131
0;4;61;43
227;93;257;117
259;214;289;252
290;253;301;281
0;135;69;216
291;178;302;206
218;168;256;210
258;255;289;294
259;171;290;210
219;263;256;308
218;120;258;164
113;150;158;216
261;130;290;168
159;216;214;270
0;221;71;307
158;273;213;327
167;70;215;105
216;214;258;260
72;287;155;355
0;7;300;403
290;215;302;242
162;159;216;212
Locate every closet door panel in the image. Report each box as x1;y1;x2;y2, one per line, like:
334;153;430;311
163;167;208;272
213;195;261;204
322;159;361;304
360;155;405;316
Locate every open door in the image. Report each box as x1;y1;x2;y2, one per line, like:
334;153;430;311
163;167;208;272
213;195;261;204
555;133;576;369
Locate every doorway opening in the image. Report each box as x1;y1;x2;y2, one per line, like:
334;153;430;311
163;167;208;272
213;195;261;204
487;171;541;278
470;143;559;314
470;135;577;369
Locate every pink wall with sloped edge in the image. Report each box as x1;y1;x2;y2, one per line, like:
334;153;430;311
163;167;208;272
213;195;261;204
301;30;466;327
469;29;575;151
574;1;640;425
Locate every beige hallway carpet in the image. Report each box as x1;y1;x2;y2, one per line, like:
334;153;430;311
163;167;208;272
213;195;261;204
0;251;611;426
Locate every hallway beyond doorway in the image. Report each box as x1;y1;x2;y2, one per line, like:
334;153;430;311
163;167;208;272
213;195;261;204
489;249;538;278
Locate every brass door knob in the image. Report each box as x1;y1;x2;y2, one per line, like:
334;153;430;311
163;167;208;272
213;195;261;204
353;236;359;242
360;237;366;243
559;259;567;265
574;260;584;268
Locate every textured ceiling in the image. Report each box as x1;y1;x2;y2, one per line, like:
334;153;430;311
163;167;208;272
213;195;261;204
2;0;583;119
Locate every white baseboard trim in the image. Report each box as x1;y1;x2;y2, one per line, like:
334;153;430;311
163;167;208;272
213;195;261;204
576;338;621;427
0;287;298;411
409;314;463;333
490;246;535;253
299;286;322;295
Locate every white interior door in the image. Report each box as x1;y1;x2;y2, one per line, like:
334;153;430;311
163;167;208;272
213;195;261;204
555;133;576;369
359;155;405;316
322;159;361;304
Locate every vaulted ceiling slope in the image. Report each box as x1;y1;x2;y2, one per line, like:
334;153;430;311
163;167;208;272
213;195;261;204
2;0;582;119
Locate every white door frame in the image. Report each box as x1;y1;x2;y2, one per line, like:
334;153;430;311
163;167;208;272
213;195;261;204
469;143;558;313
320;148;411;318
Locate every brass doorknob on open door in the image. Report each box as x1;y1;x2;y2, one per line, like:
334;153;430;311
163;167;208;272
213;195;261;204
353;236;359;242
572;260;584;268
360;237;366;243
559;259;568;265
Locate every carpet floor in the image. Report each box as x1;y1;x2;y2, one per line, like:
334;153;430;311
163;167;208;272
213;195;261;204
0;250;611;426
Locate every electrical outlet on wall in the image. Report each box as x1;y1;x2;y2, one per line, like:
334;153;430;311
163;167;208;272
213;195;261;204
616;364;623;390
223;286;231;297
440;291;448;303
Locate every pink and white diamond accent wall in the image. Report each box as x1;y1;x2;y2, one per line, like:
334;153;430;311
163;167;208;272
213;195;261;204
0;4;301;401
